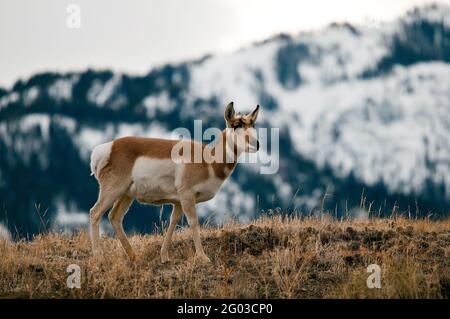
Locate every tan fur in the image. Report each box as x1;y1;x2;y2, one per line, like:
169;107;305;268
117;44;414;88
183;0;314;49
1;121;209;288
89;102;259;263
98;136;175;181
227;114;255;128
98;134;236;201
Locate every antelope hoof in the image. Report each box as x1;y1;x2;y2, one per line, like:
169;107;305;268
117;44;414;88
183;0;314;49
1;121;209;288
92;248;103;259
195;253;211;264
127;251;139;263
161;252;170;263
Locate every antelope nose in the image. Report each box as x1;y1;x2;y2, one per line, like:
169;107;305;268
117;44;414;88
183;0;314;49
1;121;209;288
257;141;260;150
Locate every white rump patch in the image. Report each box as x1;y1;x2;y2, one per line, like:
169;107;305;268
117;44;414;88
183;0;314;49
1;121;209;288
90;142;112;178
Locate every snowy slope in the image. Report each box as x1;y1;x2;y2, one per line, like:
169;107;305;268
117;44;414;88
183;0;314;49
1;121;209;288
187;4;450;198
1;4;450;235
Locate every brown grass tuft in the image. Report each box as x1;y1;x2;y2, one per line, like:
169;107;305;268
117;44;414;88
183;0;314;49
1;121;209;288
0;215;449;298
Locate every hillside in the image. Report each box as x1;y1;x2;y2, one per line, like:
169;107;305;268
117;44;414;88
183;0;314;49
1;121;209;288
0;215;449;298
1;4;450;236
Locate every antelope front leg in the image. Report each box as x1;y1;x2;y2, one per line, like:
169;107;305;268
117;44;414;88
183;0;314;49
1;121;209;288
161;203;183;263
179;194;210;263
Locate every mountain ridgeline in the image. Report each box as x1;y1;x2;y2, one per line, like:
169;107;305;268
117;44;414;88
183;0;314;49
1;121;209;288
1;4;450;236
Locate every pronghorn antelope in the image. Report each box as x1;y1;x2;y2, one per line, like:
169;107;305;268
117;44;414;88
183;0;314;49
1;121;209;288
89;102;260;263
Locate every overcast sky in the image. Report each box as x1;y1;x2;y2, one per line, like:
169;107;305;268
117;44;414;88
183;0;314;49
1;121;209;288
0;0;449;88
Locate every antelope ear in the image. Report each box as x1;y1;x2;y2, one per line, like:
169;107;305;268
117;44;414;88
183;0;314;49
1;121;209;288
250;104;260;121
224;102;235;122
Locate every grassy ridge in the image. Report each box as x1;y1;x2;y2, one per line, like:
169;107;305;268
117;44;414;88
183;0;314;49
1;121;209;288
0;215;449;298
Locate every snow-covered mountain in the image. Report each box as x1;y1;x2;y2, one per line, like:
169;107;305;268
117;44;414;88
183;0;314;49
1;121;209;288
1;4;450;236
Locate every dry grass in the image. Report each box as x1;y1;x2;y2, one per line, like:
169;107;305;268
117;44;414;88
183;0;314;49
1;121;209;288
0;215;449;298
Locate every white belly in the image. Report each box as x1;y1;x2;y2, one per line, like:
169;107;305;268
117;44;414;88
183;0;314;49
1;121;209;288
127;158;179;204
193;174;224;203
